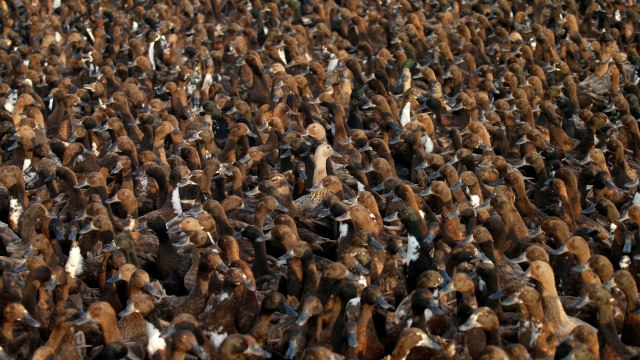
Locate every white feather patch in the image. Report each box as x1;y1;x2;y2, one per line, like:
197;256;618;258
423;135;434;154
207;328;228;349
146;321;166;354
400;102;412;127
9;198;22;229
65;242;83;278
407;235;420;263
148;40;156;70
338;223;349;241
171;188;182;215
4;90;18;113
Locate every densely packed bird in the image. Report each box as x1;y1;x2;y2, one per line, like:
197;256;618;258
0;0;639;359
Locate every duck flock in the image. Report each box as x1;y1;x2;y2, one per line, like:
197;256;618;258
0;0;640;359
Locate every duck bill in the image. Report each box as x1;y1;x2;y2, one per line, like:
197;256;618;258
334;212;351;222
603;278;616;289
106;273;122;284
282;302;298;318
104;194;120;204
45;276;59;292
515;268;532;281
550;244;568;255
383;212;399;222
118;303;136;318
190;345;208;360
368;236;385;250
376;297;394;310
458;314;480;331
616;211;630;222
103;241;117;253
354;262;370;275
23;312;41;327
74;312;94;326
581;204;597;215
79;221;96;235
574;295;590;309
488;288;506;300
216;262;229;273
245;345;271;358
143;282;163;298
571;263;589;272
460;234;474;245
309;183;323;192
11;263;28;273
285;341;299;359
295;309;312;326
450;179;463;191
255;233;272;242
110;162;123;175
501;293;520;306
74;179;89;189
515;136;529;145
275;203;289;213
133;222;148;232
509;252;528;264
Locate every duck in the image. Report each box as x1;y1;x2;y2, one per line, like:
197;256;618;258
575;284;637;359
518;261;595;337
138;216;192;295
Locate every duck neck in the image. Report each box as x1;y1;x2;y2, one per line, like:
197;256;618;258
308;314;322;344
620;282;639;312
153;135;169;169
256;159;271;181
23;278;41;315
302;257;319;297
45;322;72;351
526;301;546;326
287;259;304;299
156;226;175;251
312;155;329;185
402;197;427;236
169;349;188;360
596;302;631;357
330;296;349;350
220;136;240;163
123;246;141;268
1;320;14;340
191;269;212;298
538;283;572;328
405;218;426;241
252;311;273;344
99;316;123;344
356;303;374;352
251;241;270;278
332;111;349;144
485;325;502;347
559;199;577;229
511;178;540;217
